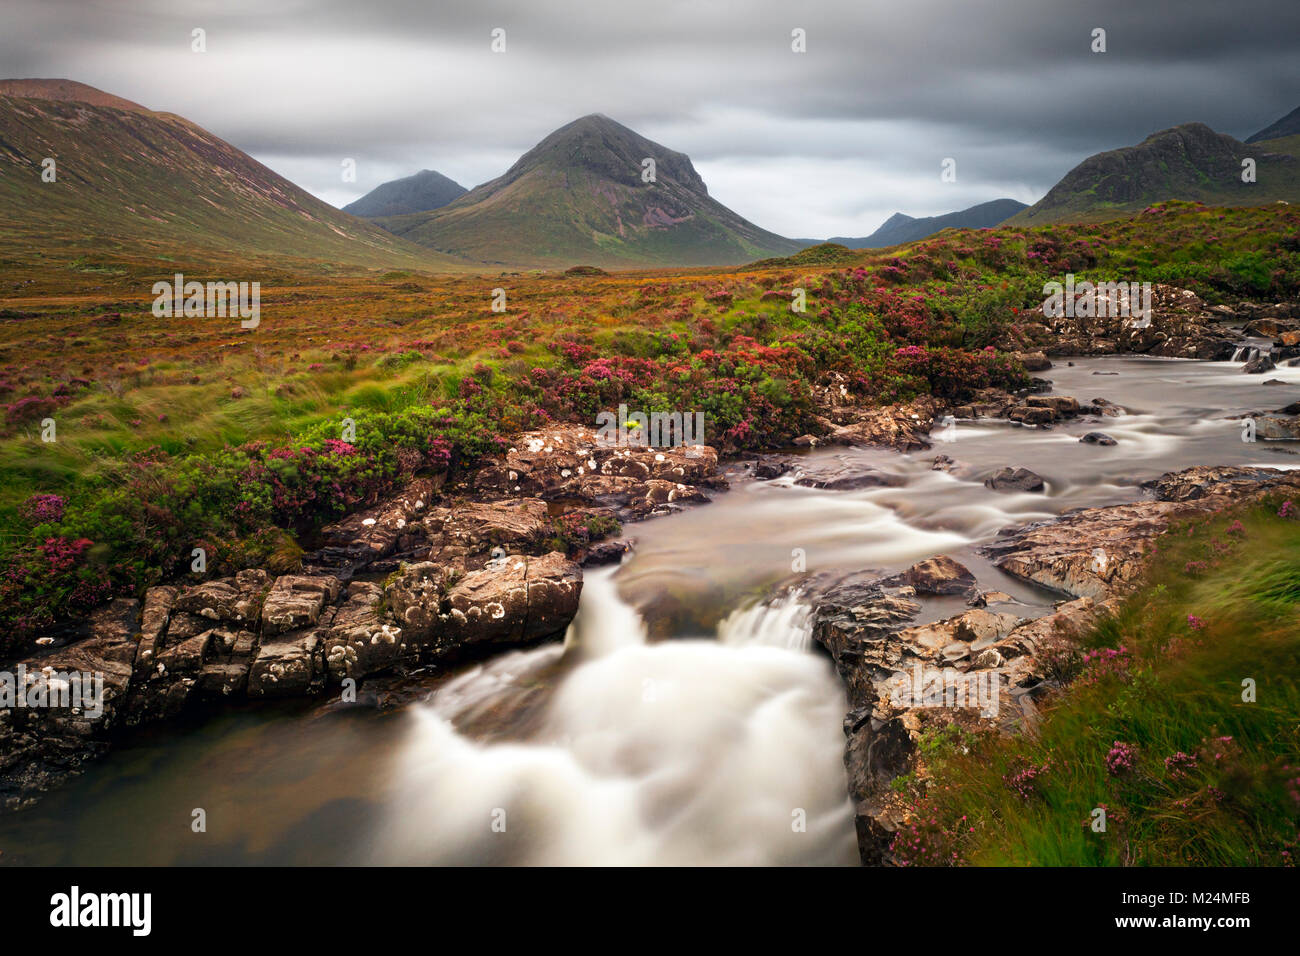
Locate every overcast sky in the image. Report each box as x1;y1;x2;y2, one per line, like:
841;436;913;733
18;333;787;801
4;0;1298;238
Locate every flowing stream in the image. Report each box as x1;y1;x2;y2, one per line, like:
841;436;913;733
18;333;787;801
1;355;1297;865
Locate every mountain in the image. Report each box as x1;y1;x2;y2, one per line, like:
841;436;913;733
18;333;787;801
0;79;456;273
373;114;802;268
1009;122;1300;226
830;199;1028;248
0;78;151;112
343;169;467;217
1246;105;1300;144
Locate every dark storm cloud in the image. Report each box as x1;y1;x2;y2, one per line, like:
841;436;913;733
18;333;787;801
3;0;1298;236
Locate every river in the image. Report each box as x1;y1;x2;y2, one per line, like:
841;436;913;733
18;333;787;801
1;354;1296;865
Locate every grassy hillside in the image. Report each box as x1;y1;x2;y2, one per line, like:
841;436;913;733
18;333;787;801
892;502;1300;866
376;114;802;268
0;85;466;279
1010;123;1300;226
0;201;1296;635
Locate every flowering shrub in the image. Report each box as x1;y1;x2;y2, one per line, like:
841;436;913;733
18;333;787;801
1164;751;1198;779
1079;645;1132;685
0;402;504;641
4;395;64;428
545;512;621;555
1106;741;1138;776
885;344;1027;402
1003;761;1051;799
889;807;974;866
21;493;65;525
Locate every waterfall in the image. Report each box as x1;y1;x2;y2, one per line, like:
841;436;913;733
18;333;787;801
362;569;856;865
717;592;814;652
561;565;647;658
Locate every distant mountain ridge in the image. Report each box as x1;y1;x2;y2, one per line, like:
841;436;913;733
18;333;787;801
343;169;467;218
13;78;1296;272
1009;122;1300;226
373;113;802;268
0;78;456;271
829;198;1028;248
1246;105;1300;144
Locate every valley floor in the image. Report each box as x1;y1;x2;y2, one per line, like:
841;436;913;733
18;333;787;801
1;202;1299;864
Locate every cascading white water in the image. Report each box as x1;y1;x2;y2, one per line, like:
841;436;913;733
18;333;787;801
6;353;1300;865
364;566;859;866
718;591;814;652
561;565;648;657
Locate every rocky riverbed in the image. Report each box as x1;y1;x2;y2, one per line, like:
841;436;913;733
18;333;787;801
3;289;1300;864
0;429;720;809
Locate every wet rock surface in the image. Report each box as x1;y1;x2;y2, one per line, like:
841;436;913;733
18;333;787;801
890;555;978;596
803;463;1300;863
999;284;1243;360
818;397;944;452
802;561;1106;863
469;424;724;519
985;466;1046;493
2;418;735;809
985;465;1300;600
1253;415;1300;440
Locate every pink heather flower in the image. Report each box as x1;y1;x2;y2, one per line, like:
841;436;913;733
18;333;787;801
1164;751;1197;779
21;493;65;524
1187;614;1206;631
1106;740;1138;776
1003;762;1050;799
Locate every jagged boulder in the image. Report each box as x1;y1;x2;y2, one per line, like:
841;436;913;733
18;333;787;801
0;599;140;809
248;612;335;698
1254;415;1300;440
261;575;342;636
305;477;438;573
423;498;553;566
472;425;721;507
323;582;404;682
824;398;941;452
895;556;978;596
173;569;271;625
985;466;1046;493
385;551;582;654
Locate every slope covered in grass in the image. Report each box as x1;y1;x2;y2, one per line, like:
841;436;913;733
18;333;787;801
1;202;1297;636
376;114;802;268
892;502;1300;866
1010;123;1300;226
0;83;461;273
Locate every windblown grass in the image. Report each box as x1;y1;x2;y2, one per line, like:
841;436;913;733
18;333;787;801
894;502;1300;866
